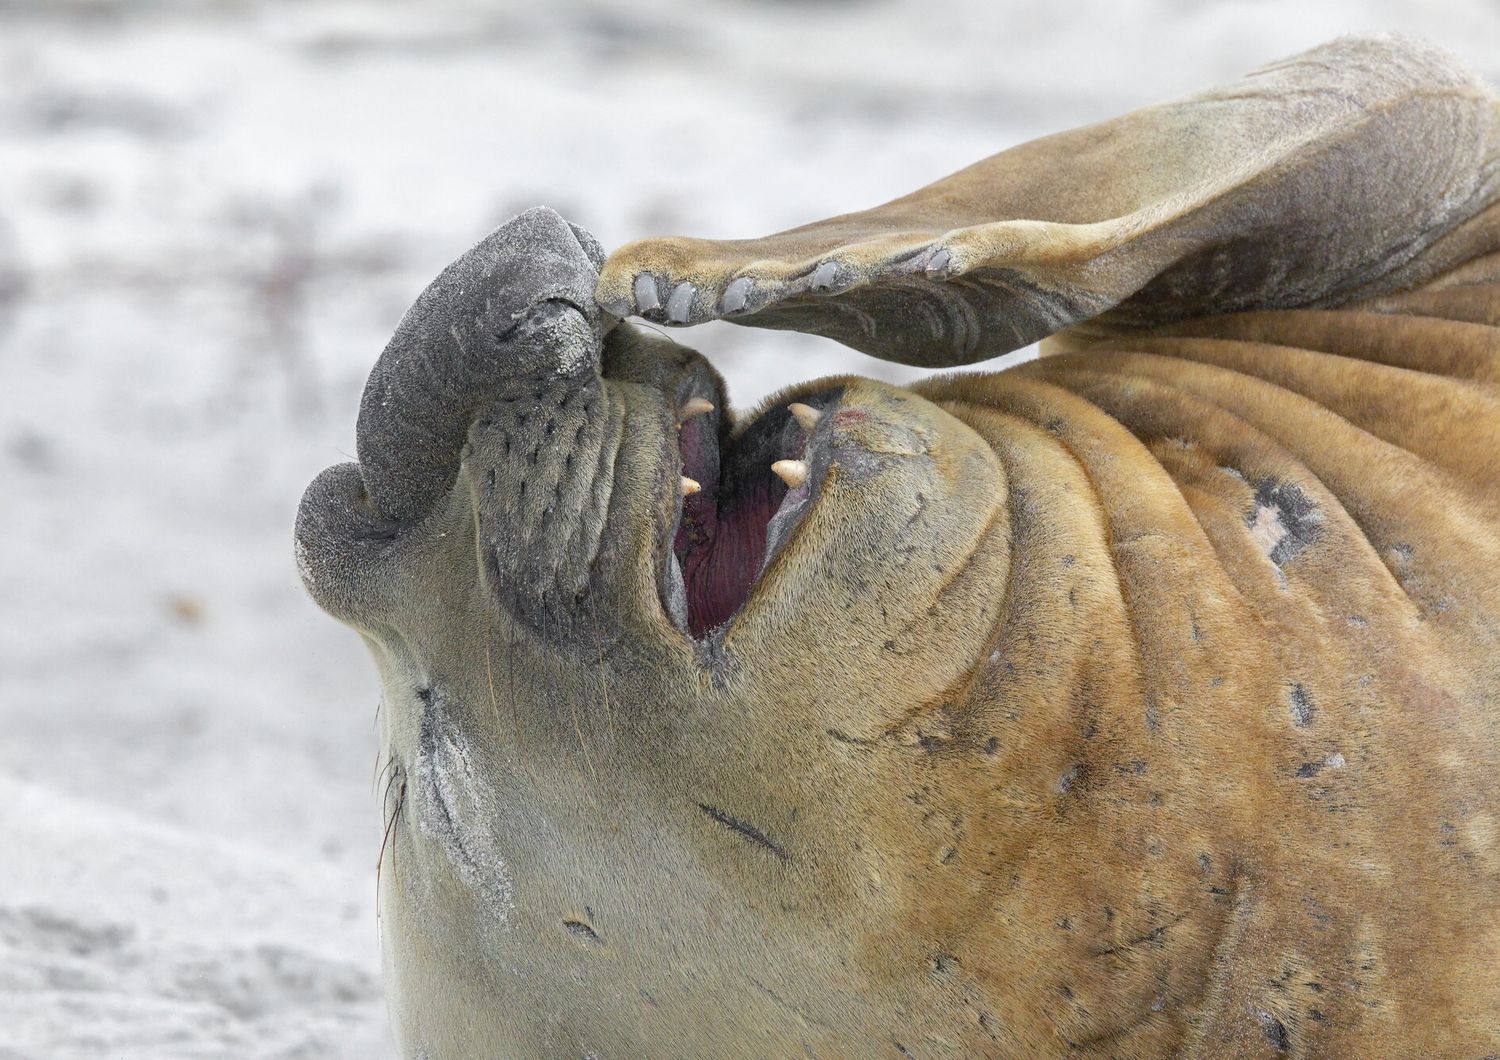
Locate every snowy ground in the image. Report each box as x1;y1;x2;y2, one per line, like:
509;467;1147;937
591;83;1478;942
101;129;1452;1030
5;2;1499;1056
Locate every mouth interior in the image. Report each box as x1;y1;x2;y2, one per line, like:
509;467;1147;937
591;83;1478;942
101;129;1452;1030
670;389;827;639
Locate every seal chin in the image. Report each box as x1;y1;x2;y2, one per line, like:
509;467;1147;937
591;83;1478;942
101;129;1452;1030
659;366;842;640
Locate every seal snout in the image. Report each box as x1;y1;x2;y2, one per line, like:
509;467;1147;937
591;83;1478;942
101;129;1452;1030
295;208;615;628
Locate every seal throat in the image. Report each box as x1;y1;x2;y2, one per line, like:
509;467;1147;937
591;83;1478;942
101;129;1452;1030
668;393;830;639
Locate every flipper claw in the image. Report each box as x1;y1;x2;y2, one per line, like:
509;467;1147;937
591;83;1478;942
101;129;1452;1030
721;277;751;314
634;273;660;313
666;282;697;324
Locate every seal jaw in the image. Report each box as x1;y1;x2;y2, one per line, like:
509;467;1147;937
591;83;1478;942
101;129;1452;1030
660;378;843;641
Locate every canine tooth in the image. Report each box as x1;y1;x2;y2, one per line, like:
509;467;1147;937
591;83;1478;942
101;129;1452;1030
771;460;809;489
681;476;701;495
788;402;820;430
680;397;715;420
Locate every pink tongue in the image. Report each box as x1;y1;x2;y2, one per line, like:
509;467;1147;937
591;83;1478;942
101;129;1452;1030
678;484;777;638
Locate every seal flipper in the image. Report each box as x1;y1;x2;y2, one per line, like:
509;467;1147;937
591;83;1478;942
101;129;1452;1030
597;35;1500;367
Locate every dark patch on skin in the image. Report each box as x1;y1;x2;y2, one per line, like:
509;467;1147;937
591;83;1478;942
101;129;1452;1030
1288;684;1314;727
1296;761;1323;778
563;919;602;945
826;727;875;747
1301;897;1333;926
1090;911;1187;958
1246;478;1323;566
697;802;790;861
931;952;958;976
1256;1009;1291;1051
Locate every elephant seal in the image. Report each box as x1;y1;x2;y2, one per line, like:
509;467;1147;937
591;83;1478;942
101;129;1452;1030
297;35;1500;1058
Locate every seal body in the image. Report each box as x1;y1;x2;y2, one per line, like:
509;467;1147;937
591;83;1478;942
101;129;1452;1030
299;35;1500;1058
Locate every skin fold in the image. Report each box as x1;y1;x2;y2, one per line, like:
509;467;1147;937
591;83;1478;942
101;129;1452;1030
297;34;1500;1059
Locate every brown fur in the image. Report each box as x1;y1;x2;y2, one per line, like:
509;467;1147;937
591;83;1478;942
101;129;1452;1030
299;35;1500;1058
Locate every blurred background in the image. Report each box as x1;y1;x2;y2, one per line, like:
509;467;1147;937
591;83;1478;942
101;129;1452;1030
4;1;1499;1055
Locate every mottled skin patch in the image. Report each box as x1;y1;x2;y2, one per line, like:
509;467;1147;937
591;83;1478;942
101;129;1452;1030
1247;479;1323;566
299;36;1500;1060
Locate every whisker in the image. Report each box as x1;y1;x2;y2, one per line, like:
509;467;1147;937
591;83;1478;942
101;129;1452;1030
634;320;685;347
372;748;398;795
506;562;522;763
378;765;402;827
485;612;521;753
391;779;406;899
375;766;405;912
570;693;599;782
588;592;616;743
547;586;597;783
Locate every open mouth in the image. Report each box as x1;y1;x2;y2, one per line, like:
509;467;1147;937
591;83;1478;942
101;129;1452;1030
660;375;841;640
